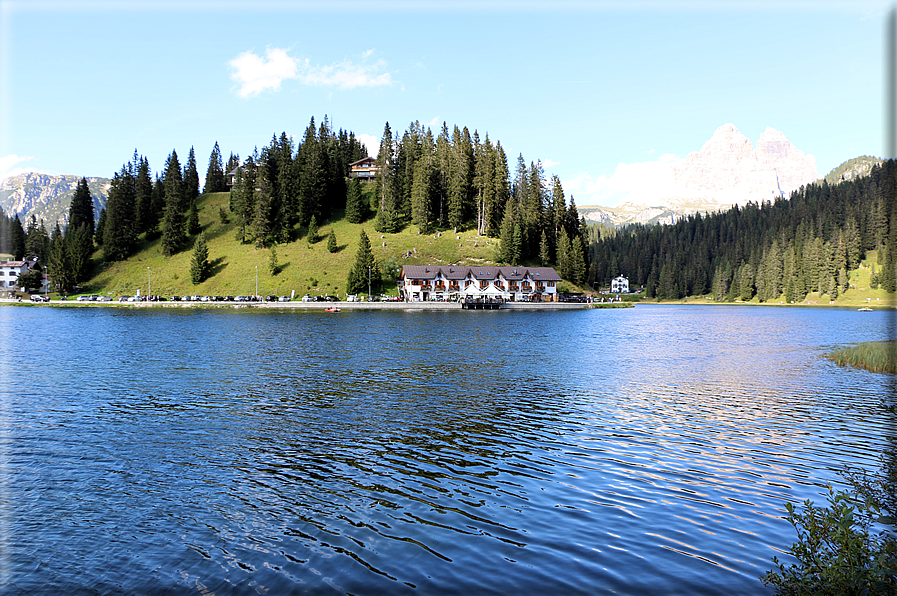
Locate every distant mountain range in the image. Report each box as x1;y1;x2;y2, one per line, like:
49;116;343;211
0;173;110;229
579;125;879;227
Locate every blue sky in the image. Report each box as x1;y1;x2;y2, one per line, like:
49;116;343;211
0;0;888;207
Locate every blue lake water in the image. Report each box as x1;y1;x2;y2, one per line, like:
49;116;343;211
0;304;894;595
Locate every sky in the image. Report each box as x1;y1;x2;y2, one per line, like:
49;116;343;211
0;0;889;207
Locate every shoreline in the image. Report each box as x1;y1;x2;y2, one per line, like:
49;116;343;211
0;298;625;311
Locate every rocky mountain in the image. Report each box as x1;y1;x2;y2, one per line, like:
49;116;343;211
822;155;882;185
0;173;110;229
582;124;829;227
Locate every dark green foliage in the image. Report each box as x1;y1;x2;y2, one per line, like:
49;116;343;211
102;165;137;262
16;268;43;292
161;150;187;255
375;122;401;234
187;201;201;236
327;229;337;253
66;223;93;285
9;216;24;259
269;245;279;276
345;178;368;223
68;177;95;233
25;215;49;261
761;452;897;595
94;208;106;246
205;141;227;193
219;207;229;224
346;229;381;295
307;215;319;244
587;161;897;299
189;232;209;284
184;146;200;205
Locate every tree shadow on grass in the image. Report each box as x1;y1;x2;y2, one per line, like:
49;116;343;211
272;262;290;276
209;257;227;278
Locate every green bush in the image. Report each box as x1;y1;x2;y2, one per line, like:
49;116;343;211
762;455;896;595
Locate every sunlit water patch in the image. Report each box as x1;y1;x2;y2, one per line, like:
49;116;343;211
1;305;893;595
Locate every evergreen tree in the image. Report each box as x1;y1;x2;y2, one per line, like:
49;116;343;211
307;214;319;244
67;223;93;285
94;208;107;246
327;229;337;253
189;232;210;284
497;202;516;264
184;146;200;205
346;229;381;295
205;141;227;193
571;236;586;286
345;177;368;223
411;151;432;233
48;222;73;293
269;244;279;275
539;230;550;266
102;166;137;261
134;157;153;235
67;177;95;233
187;201;201;236
161;150;187;256
374;122;400;233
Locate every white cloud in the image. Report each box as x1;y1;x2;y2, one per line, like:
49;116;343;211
229;48;299;98
357;134;379;157
563;154;683;207
229;48;392;98
543;159;560;169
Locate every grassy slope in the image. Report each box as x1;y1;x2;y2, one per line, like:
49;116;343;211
84;191;507;298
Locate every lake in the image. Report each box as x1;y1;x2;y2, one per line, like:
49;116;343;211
1;304;893;595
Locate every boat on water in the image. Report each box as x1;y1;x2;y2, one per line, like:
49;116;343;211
325;307;341;313
858;307;873;312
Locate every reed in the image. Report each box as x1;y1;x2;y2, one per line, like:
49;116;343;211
826;340;897;374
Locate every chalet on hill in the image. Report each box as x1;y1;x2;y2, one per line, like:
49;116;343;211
349;157;380;182
399;265;561;302
611;275;629;293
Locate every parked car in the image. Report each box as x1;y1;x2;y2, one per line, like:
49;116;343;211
96;295;112;302
278;296;290;302
265;295;277;302
30;295;49;302
76;295;91;302
346;294;358;302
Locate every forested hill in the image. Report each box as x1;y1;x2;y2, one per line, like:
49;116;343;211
587;160;896;301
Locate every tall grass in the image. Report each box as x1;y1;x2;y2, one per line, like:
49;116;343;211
826;341;897;374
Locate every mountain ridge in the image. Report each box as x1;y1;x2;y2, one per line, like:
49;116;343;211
0;173;110;228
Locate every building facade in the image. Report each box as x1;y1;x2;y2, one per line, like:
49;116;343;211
611;275;629;293
0;260;32;289
399;265;561;302
348;157;380;182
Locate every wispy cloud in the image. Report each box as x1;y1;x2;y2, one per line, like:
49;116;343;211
0;154;57;182
229;47;392;98
543;159;560;169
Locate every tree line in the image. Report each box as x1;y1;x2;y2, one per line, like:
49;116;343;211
587;159;897;301
369;121;589;283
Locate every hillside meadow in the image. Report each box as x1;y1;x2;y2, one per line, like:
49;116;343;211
84;191;515;299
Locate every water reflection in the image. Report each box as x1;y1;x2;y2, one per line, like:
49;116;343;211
1;305;893;595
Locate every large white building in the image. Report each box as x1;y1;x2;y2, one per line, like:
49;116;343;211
399;265;561;302
611;275;629;293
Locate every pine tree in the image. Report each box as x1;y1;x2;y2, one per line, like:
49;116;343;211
411;153;432;233
345;177;368;223
374;122;400;233
162;150;187;256
67;224;93;284
134;157;153;235
94;208;107;246
269;244;279;276
307;214;319;244
187;201;201;236
539;230;550;266
327;229;337;253
570;236;586;286
102;166;136;262
67;177;95;233
48;223;73;293
205;141;227;193
189;232;209;284
346;229;380;295
184;146;200;205
497;202;516;264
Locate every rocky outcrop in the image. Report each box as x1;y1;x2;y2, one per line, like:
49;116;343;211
0;173;110;228
672;124;818;205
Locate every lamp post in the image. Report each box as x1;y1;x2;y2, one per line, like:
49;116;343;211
147;267;151;300
44;267;48;299
255;265;258;300
368;266;371;300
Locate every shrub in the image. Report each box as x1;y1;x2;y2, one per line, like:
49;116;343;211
761;455;897;595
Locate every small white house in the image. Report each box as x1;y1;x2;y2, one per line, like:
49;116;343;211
0;259;33;289
611;275;629;293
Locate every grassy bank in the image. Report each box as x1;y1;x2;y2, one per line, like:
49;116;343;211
826;340;897;374
77;191;590;300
